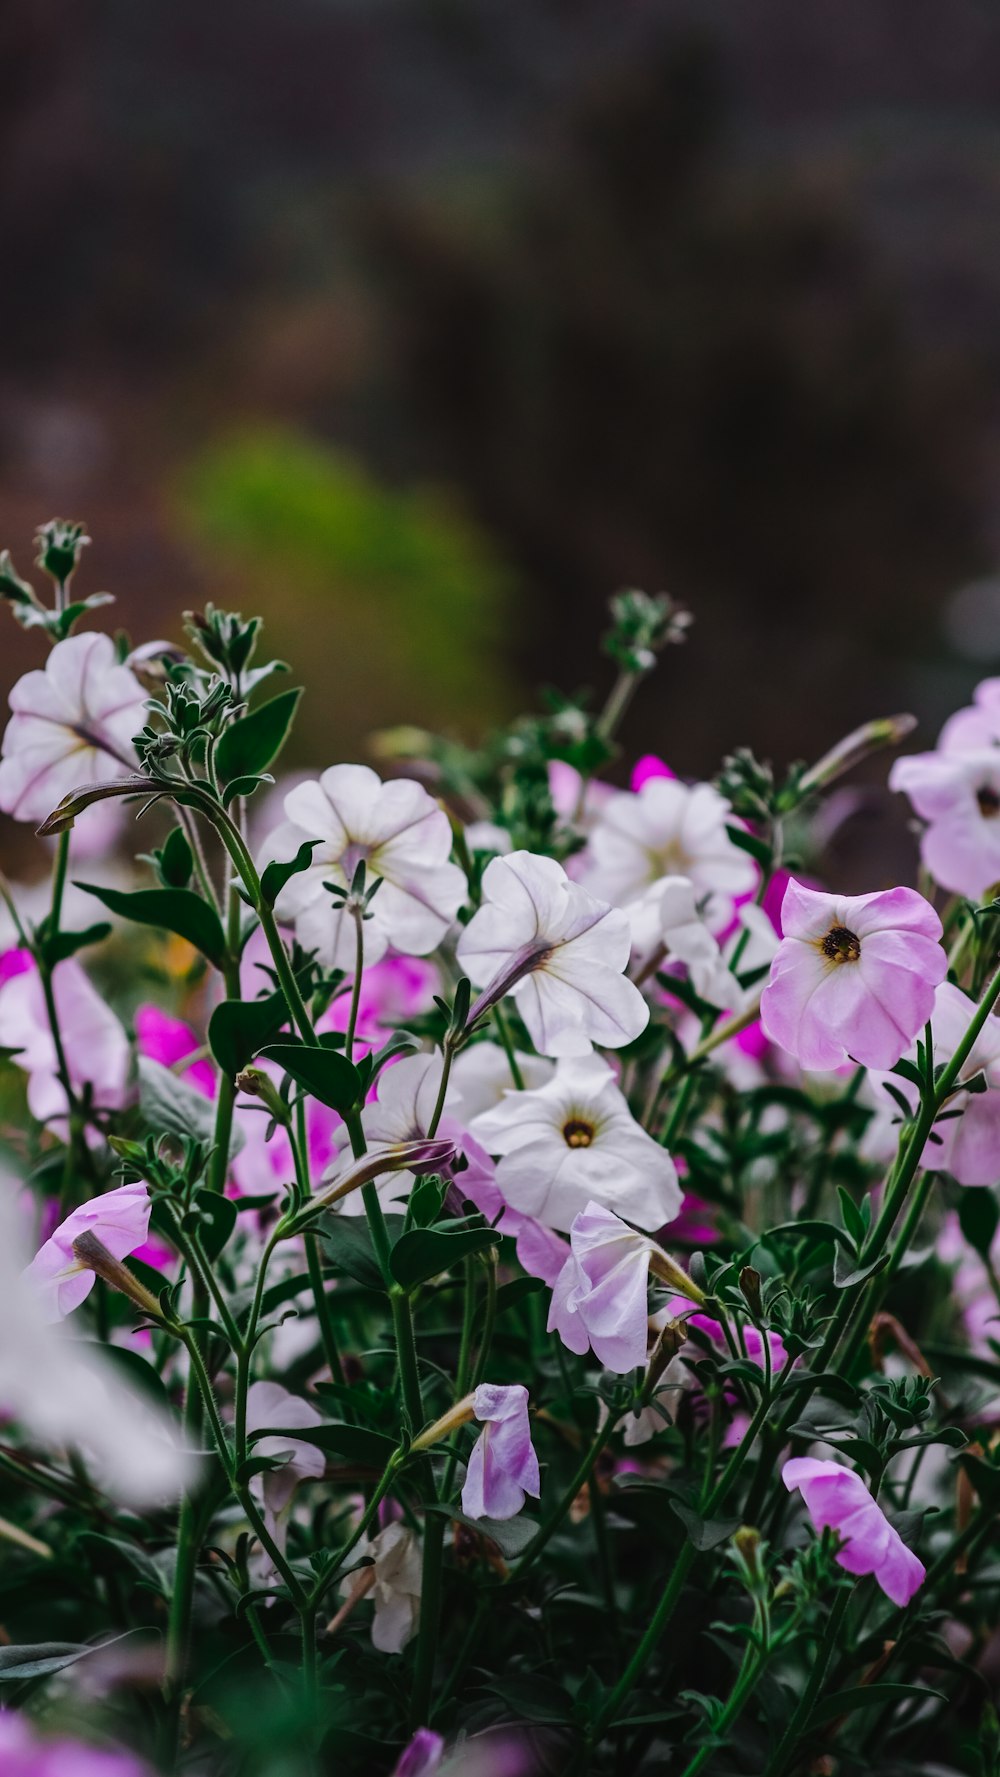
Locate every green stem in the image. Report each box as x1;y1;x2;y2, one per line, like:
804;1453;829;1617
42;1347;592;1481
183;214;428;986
513;1411;620;1579
762;1588;851;1777
492;1000;524;1090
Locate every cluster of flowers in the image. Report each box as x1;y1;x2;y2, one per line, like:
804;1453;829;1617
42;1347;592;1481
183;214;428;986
0;541;996;1776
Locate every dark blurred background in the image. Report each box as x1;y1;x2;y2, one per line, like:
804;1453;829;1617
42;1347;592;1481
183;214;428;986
4;0;1000;833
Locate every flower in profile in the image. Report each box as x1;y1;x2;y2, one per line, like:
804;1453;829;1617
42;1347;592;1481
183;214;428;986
340;1522;423;1653
580;777;756;929
24;1181;152;1321
462;1383;540;1521
260;763;466;969
0;958;131;1135
782;1458;925;1605
456;851;648;1058
245;1380;325;1554
889;749;1000;900
759;878;945;1072
549;1203;703;1372
863;981;1000;1186
470;1055;680;1233
0;631;146;824
391;1729;445;1777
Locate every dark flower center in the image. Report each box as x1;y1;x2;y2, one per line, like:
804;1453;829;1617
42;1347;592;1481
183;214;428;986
563;1118;595;1148
821;925;861;964
977;785;1000;818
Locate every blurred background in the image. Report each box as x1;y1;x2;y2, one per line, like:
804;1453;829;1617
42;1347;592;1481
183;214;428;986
3;0;1000;868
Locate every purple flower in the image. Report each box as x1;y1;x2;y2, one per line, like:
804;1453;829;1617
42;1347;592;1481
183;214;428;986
462;1384;540;1521
0;1710;152;1775
760;878;945;1072
782;1458;925;1605
548;1202;658;1373
24;1181;151;1321
391;1729;445;1777
0;957;130;1135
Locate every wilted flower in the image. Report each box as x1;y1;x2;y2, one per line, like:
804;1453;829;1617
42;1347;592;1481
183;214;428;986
456;851;648;1058
760;878;945;1072
341;1522;423;1653
0;958;131;1135
549;1203;702;1372
25;1181;152;1321
0;631;146;824
782;1458;925;1605
581;777;756;930
261;763;466;969
462;1384;540;1521
470;1055;680;1233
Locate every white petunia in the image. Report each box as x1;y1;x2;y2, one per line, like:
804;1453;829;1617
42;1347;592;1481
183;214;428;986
447;1040;554;1122
456;851;648;1059
581;777;755;932
341;1522;423;1654
261;763;467;970
470;1054;680;1233
0;632;146;824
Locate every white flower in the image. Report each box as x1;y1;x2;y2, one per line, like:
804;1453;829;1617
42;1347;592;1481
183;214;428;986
343;1522;423;1654
262;763;467;970
470;1054;681;1232
637;875;742;1009
347;1051;443;1217
0;632;146;824
581;778;755;931
245;1380;325;1557
446;1040;554;1122
0;958;130;1136
0;1180;192;1505
456;851;649;1058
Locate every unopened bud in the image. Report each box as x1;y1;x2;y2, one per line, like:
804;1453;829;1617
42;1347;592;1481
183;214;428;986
299;1137;457;1224
648;1246;706;1306
71;1232;163;1319
410;1394;476;1452
799;713;917;796
643;1318;687;1397
732;1524;764;1583
235;1068;290;1124
739;1266;763;1319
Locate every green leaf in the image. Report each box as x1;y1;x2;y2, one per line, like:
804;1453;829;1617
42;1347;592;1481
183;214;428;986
36;921;113;967
209;989;291;1077
138;1057;245;1157
669;1499;742;1550
408;1174;447;1229
259;839;321;910
424;1502;540;1560
257;1042;361;1114
390;1224;496;1291
216;687;302;782
837;1187;868;1247
478;1276;545;1325
0;1633;138;1681
159;826;194;888
808;1682;945;1729
832;1247;890;1290
959;1188;1000;1259
318;1214;405;1290
726;825;772;868
76;882;226;968
186;1189;238;1260
222;772;273;807
78;1534;167;1595
249;1422;396;1466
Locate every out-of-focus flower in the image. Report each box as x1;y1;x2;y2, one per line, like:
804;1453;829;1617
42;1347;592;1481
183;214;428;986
0;632;146;824
760;878;945;1072
135;1004;216;1096
25;1181;151;1321
863;981;1000;1186
261;764;466;970
342;1522;423;1653
470;1055;680;1233
323;954;439;1049
456;851;648;1059
638;875;747;1009
630;754;677;791
0;958;130;1134
930;675;1000;754
391;1729;445;1777
782;1458;925;1605
462;1384;540;1521
0;1711;153;1777
889;749;1000;900
245;1380;325;1553
581;778;756;930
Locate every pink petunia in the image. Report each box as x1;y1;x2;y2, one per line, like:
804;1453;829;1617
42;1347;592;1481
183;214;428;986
760;878;945;1072
548;1202;658;1372
782;1458;925;1605
0;957;131;1135
24;1181;152;1321
462;1384;540;1521
889;749;1000;900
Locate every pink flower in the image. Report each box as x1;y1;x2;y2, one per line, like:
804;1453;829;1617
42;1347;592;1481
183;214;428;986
889;749;1000;900
135;1003;216;1096
782;1458;925;1605
864;981;1000;1187
0;631;146;824
630;755;677;791
935;675;1000;754
760;878;945;1072
462;1383;540;1521
0;958;130;1134
548;1202;658;1372
0;1712;152;1777
454;1131;569;1286
24;1182;152;1320
391;1729;445;1777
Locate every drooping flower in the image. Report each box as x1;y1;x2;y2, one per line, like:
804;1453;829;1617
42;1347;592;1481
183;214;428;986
341;1522;423;1653
470;1055;680;1233
0;631;146;824
782;1458;925;1605
244;1381;325;1554
759;878;945;1072
0;1711;153;1777
580;777;756;930
862;981;1000;1186
260;764;466;970
889;749;1000;900
456;851;648;1059
391;1729;445;1777
0;957;131;1135
25;1181;152;1321
549;1203;702;1372
462;1383;540;1521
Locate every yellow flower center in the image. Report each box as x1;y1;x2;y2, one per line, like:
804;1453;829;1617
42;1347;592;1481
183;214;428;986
562;1118;596;1148
820;924;861;964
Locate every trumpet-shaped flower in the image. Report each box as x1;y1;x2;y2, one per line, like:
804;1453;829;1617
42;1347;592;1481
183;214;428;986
344;1522;423;1653
0;957;131;1134
782;1458;925;1605
462;1383;540;1521
25;1181;152;1321
456;851;648;1058
0;631;146;824
261;763;466;970
863;981;1000;1186
548;1202;660;1372
759;878;945;1072
581;777;756;930
448;1039;553;1122
470;1054;680;1233
889;749;1000;900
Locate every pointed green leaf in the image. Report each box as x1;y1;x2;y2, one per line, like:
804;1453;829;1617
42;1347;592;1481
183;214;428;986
76;882;226;968
216;687;302;782
257;1042;361;1114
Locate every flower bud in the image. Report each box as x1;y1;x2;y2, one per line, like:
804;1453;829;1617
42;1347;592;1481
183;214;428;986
739;1266;763;1319
643;1317;687;1396
71;1231;163;1319
799;713;917;796
235;1068;290;1124
410;1394;476;1452
647;1246;706;1306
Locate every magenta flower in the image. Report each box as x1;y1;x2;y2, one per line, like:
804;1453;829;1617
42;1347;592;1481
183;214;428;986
548;1202;658;1373
135;1003;217;1096
462;1383;540;1521
24;1181;151;1321
759;878;945;1072
391;1729;445;1777
0;1712;152;1776
782;1458;925;1605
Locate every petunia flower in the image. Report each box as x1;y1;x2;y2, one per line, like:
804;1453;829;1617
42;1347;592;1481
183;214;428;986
260;763;466;970
340;1522;423;1653
782;1458;925;1605
244;1380;325;1555
447;1039;554;1122
889;749;1000;900
456;851;648;1059
936;676;1000;753
391;1729;445;1777
549;1203;703;1372
0;957;131;1136
25;1182;152;1321
580;777;756;931
862;980;1000;1186
470;1054;680;1233
462;1383;540;1521
637;874;750;1009
759;878;945;1072
0;631;146;824
0;1711;154;1777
